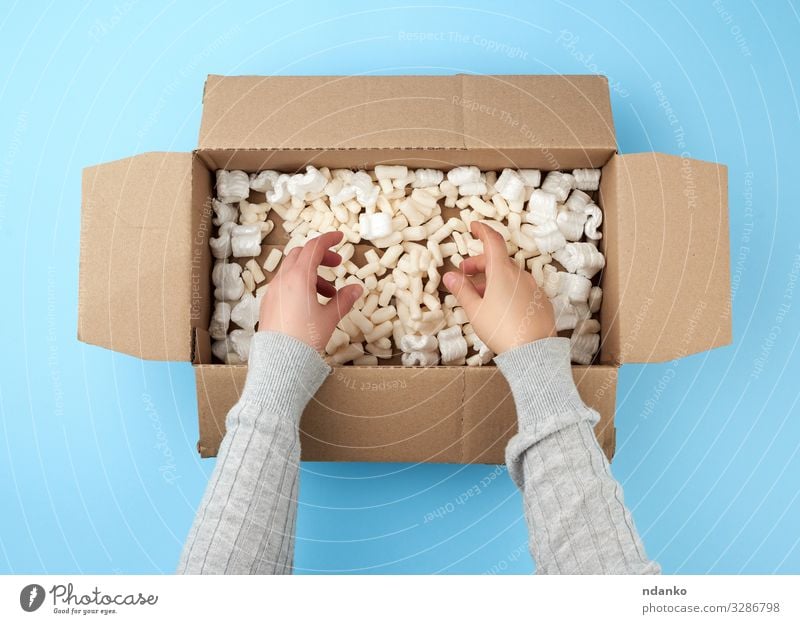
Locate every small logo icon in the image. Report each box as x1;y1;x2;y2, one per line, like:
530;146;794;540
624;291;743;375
20;584;45;612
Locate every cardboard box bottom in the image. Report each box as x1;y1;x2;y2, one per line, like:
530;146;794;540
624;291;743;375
195;364;618;464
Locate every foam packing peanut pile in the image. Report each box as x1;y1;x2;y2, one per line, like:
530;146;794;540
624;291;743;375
209;165;605;366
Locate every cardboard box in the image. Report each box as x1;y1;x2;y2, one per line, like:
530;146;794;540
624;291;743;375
78;75;731;464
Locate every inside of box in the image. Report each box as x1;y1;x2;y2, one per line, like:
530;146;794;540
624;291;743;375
191;147;616;366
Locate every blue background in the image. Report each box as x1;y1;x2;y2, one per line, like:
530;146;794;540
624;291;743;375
1;0;798;574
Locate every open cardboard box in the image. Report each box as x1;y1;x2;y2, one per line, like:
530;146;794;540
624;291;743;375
78;75;731;464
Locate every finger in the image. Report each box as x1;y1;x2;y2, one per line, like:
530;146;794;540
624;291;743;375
442;271;482;317
320;249;342;267
459;254;486;276
316;275;337;298
297;231;344;273
280;246;302;273
470;221;507;272
325;284;363;322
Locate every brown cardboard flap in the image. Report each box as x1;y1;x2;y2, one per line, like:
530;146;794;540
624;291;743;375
194;364;616;464
79;152;194;360
600;153;731;364
198;75;616;165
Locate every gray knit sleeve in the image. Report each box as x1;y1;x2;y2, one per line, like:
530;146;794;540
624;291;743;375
177;331;330;575
495;337;660;575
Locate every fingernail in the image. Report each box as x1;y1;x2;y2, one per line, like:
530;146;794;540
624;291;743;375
443;272;456;289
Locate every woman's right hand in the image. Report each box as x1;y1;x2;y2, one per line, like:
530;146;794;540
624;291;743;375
442;221;556;354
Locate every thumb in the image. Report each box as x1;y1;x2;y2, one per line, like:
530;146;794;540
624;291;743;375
326;284;363;322
443;271;482;318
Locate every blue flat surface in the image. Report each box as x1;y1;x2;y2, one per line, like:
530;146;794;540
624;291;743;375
0;0;798;574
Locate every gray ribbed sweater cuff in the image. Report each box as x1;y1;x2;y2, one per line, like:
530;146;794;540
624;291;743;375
495;338;596;430
495;337;599;487
240;331;331;422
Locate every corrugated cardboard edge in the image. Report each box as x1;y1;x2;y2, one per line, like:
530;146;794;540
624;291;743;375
194;364;617;464
600;152;731;363
78;152;194;361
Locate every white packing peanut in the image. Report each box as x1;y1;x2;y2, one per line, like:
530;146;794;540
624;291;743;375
365;343;392;359
216;170;250;203
325;327;350;355
565;189;592;212
437;326;467;364
210;221;235;259
229;328;254;362
375;165;408;180
330;342;365;365
528;253;552;286
588;286;603;314
553;242;605;278
349;309;374;335
359;211;393;240
518;169;541;187
494;168;526;202
241;269;255;293
469;196;497;218
209;302;231;340
447;166;480;186
245;259;265;284
263;248;283;272
572;168;601;191
266;174;291;204
364;320;394;343
361;293;379;317
287;166;327;199
574;318;601;335
231;292;259;331
584;203;603;240
401;350;439;367
413;168;444;188
212;262;244;302
230;224;262;257
458;182;488;196
526;189;558;225
212;337;243;364
570;332;600;365
378;281;397;307
541;171;575;202
551;295;579;331
370;305;397;325
531;220;566;254
212;199;238;226
354;355;379;366
556;207;588;242
249;170;279;193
